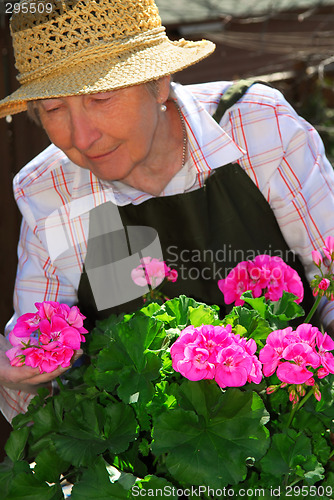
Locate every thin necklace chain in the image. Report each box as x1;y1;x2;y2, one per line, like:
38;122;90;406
174;102;187;168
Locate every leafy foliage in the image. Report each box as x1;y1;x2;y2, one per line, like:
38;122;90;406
0;295;333;498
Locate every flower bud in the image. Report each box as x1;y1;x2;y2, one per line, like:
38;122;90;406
312;250;323;267
319;278;330;291
289;388;296;402
314;386;321;402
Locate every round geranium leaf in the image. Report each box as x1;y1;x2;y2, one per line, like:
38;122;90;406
152;387;269;488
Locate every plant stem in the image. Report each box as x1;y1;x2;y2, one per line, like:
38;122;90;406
56;376;65;391
304;295;322;324
286;388;314;428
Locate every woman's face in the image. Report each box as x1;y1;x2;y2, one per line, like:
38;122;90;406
37;79;169;182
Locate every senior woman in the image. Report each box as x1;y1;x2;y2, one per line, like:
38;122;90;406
0;0;334;422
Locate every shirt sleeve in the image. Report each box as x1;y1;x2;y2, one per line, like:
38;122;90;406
5;218;78;336
2;201;78;422
234;84;334;328
0;387;35;423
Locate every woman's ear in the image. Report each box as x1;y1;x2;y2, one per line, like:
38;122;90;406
157;75;172;103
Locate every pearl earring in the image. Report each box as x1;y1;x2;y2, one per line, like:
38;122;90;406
160;104;167;112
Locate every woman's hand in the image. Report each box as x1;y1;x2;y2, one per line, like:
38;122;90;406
0;334;82;393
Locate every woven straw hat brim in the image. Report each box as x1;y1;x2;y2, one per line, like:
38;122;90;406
0;38;215;119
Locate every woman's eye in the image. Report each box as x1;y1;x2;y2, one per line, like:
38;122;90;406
41;103;62;114
93;97;111;103
92;93;113;103
45;107;60;113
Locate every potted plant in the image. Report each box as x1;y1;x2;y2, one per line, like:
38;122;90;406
1;243;334;499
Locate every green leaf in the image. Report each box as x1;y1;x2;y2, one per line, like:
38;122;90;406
4;426;30;462
116;351;162;404
224;305;272;345
113;315;163;372
0;459;31;499
188;304;221;327
33;442;70;483
239;291;304;330
260;429;324;484
322;471;334;498
71;457;134;499
51;398;107;466
131;475;178;499
241;292;268;318
30;400;61;441
267;291;305;327
52;432;108;468
52;401;138;467
5;471;62;500
162;296;211;329
95;313;164;404
140;302;165;317
148;381;177;420
103;403;139;454
152;385;269;488
312;435;331;465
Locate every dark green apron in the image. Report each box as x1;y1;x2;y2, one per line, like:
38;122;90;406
77;81;315;323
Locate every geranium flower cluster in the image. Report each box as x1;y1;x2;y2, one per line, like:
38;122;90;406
311;236;334;300
259;323;334;402
6;301;88;374
218;255;304;306
131;257;178;288
170;324;262;388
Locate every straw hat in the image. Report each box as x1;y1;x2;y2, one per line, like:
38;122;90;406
0;0;215;118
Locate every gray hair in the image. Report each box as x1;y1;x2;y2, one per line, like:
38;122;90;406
26;100;42;126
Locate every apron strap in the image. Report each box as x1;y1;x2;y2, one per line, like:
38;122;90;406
212;79;271;123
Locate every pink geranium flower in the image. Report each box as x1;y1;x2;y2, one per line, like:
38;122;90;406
218;261;250;305
215;345;253;388
131;257;178;288
170;327;216;381
259;327;292;377
170;324;262;388
38;316;83;349
218;255;304;306
286;323;318;348
170;324;233;380
259;323;334;387
24;344;74;373
6;301;88;374
281;264;304;304
260;322;334;404
10;312;41;338
315;332;334;378
131;257;166;287
277;343;320;384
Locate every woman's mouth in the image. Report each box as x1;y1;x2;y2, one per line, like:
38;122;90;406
86;145;119;161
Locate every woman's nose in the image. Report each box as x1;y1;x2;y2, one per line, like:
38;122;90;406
70;111;101;152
